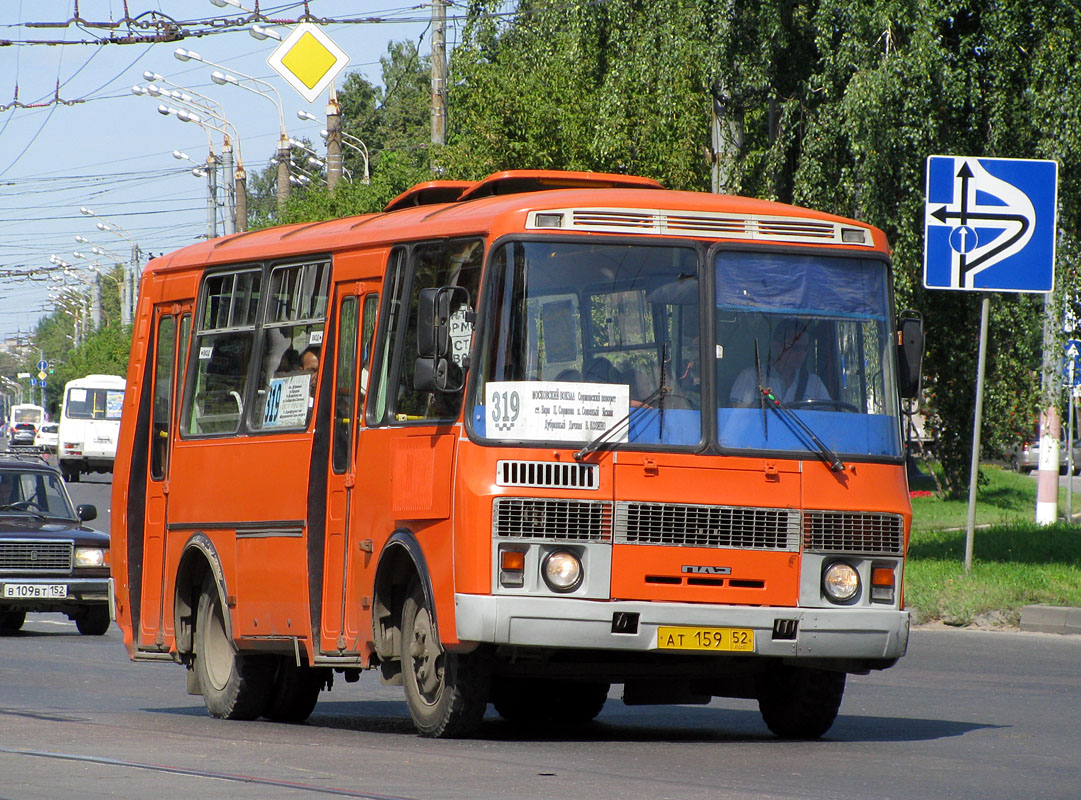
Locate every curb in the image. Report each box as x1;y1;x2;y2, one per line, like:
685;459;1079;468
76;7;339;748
1019;605;1081;636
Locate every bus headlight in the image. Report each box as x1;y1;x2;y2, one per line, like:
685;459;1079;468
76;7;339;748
822;562;860;602
542;550;583;593
75;547;108;568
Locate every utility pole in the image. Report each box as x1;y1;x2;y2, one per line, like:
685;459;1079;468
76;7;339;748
326;87;343;190
277;135;291;208
430;0;446;146
235;164;248;232
222;138;236;236
709;80;743;194
205;151;219;240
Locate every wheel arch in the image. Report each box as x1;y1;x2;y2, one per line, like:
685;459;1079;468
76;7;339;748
371;528;435;666
173;532;228;658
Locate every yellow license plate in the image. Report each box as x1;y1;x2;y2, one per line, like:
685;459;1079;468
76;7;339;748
656;626;755;652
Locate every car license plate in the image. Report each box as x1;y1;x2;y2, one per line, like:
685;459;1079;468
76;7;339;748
3;584;68;599
656;626;754;652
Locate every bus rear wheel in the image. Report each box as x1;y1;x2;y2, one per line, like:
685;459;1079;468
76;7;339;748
264;659;326;723
756;663;846;739
194;576;273;720
401;579;489;738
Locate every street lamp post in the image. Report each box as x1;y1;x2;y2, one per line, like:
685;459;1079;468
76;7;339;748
78;208;139;326
175;48;291;209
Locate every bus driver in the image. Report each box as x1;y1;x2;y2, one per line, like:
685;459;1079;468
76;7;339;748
729;318;831;407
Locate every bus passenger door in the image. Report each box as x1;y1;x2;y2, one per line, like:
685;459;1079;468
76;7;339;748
139;305;191;650
320;284;378;654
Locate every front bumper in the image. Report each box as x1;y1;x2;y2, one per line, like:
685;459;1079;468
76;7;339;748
0;577;114;614
455;593;909;661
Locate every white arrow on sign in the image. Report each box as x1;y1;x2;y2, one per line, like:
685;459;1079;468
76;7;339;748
927;159;1035;289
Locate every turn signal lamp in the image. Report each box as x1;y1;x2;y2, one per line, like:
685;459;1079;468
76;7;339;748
871;566;896;603
499;549;526;588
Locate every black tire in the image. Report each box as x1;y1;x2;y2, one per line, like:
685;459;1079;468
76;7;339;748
492;678;609;727
0;609;26;634
61;463;80;483
401;579;490;738
194;576;273;720
75;605;111;636
264;658;325;723
757;664;846;739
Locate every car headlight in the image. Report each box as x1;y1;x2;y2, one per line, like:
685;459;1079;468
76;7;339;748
74;547;108;568
542;550;583;593
822;562;860;602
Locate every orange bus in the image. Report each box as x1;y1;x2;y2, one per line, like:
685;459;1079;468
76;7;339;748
111;170;924;738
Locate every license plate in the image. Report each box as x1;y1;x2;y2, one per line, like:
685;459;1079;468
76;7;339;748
656;626;754;652
3;584;68;599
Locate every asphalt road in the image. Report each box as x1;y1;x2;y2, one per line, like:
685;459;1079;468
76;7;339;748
2;615;1080;800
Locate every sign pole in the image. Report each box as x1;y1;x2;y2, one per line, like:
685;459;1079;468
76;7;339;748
1068;374;1075;524
964;295;991;572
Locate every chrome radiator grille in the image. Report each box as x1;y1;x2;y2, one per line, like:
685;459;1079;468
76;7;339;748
0;540;73;573
496;460;599;490
493;497;612;541
614;503;801;551
803;512;905;555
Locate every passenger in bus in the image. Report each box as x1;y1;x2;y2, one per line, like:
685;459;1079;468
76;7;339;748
301;345;320;373
276;348;302;375
729;319;831;407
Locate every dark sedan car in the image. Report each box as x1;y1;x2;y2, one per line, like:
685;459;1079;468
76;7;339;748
0;452;110;635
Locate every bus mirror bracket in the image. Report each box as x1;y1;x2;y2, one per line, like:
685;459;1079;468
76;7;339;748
897;310;924;400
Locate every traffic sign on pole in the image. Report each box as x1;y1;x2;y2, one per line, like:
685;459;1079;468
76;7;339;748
1066;340;1081;388
267;23;349;103
924;155;1058;292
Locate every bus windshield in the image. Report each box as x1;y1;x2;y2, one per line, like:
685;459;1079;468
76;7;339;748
714;250;901;459
472;241;902;459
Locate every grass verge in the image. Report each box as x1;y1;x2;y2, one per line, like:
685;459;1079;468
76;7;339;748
906;464;1081;625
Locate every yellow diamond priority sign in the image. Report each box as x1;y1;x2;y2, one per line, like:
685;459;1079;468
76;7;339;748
267;22;349;103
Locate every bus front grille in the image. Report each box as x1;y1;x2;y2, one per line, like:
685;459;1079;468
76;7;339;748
803;512;905;555
0;540;73;573
614;503;801;551
493;498;612;541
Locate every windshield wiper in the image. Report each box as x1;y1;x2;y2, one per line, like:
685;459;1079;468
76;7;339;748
575;344;672;462
756;387;846;473
573;384;670;462
0;504;48;520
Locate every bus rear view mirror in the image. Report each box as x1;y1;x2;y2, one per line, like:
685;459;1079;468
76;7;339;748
414;355;463;393
897;311;924;399
418;286;471;359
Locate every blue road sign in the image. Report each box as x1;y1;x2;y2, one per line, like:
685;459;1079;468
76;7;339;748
36;360;47;371
29;378;37;388
924;155;1057;292
1066;340;1081;388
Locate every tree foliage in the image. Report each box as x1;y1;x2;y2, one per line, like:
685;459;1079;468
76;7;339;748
441;0;1081;496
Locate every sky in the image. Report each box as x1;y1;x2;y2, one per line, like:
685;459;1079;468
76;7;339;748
0;1;450;343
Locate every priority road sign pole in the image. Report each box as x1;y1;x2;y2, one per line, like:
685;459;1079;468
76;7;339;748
964;295;991;572
1068;366;1075;523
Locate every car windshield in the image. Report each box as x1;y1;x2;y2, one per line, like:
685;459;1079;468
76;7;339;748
0;470;78;520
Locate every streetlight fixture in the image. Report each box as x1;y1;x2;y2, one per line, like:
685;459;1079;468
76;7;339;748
79;208;139;326
320;128;370;183
176;47;291;207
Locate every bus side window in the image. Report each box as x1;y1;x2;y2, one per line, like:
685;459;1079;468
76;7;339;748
182;268;261;437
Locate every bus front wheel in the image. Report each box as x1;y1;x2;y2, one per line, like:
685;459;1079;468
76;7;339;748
401;579;489;738
194;576;273;720
756;663;846;739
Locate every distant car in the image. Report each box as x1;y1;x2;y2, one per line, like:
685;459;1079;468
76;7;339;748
0;451;109;636
1009;433;1081;476
9;423;37;446
34;423;59;453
